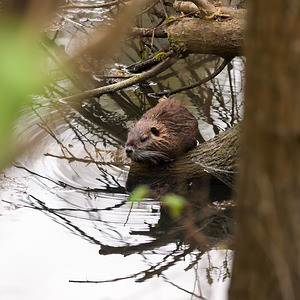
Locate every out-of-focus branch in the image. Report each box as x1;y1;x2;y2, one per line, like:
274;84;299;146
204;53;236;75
60;0;126;9
136;0;160;17
68;0;157;64
1;0;60;28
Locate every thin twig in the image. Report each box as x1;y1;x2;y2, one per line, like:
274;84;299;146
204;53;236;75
151;58;231;97
131;27;167;38
159;0;169;18
135;0;160;17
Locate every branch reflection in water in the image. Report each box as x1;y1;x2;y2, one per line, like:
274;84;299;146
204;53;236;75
1;90;236;299
0;1;244;299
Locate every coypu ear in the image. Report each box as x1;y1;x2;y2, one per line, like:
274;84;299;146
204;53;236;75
151;126;160;136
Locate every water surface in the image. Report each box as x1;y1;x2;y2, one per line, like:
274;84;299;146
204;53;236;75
0;2;244;299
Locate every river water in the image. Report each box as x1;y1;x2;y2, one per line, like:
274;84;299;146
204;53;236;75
0;2;244;300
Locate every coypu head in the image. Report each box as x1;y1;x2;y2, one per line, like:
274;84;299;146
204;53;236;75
125;98;201;165
125;119;173;164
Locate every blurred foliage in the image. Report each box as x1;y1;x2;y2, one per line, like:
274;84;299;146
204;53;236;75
0;20;44;169
162;193;186;218
128;185;150;202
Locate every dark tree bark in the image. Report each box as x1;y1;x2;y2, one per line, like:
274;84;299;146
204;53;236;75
229;1;300;300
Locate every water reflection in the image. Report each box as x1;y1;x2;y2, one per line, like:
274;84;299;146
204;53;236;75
0;54;242;297
1;88;236;299
0;1;244;298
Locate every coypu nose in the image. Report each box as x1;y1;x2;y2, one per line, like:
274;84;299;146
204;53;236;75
125;147;133;157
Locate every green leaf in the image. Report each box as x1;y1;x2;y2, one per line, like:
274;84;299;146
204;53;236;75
128;185;150;203
162;194;186;218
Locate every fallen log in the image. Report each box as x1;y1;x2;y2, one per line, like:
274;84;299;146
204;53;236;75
127;124;240;187
166;6;246;57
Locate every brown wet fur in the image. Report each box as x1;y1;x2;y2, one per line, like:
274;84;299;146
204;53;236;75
125;98;200;164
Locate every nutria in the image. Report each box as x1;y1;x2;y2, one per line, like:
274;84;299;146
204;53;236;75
125;98;200;164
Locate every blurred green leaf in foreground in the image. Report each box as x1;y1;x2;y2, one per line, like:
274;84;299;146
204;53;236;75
0;19;45;170
162;194;186;218
128;185;150;202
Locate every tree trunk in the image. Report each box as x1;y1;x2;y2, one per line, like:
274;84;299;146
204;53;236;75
229;1;300;300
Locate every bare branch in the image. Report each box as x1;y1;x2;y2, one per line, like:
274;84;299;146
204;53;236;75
190;0;216;13
152;58;230;97
58;52;178;103
130;27;167;38
173;0;199;14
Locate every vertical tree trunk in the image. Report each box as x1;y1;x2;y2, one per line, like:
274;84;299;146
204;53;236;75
229;1;300;300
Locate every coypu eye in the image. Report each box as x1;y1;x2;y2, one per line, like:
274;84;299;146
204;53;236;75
150;127;160;136
141;136;148;143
